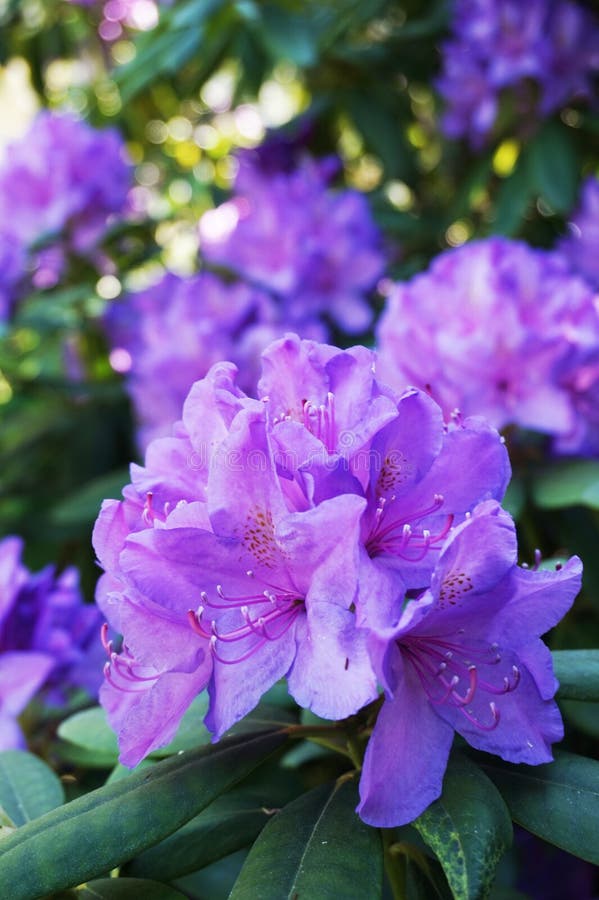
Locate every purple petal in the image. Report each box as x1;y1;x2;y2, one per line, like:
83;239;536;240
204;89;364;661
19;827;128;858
101;662;211;767
205;624;297;739
358;659;454;827
288;602;377;719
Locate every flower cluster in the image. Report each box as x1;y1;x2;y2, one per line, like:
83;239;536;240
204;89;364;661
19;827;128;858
0;111;131;318
199;151;385;334
93;333;581;826
104;272;326;448
376;237;599;454
0;536;103;749
558;176;599;290
437;0;599;147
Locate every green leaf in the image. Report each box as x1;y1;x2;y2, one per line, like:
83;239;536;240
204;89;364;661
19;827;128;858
115;0;226;103
531;460;599;509
57;706;119;760
529;120;579;213
125;790;276;880
553;650;599;701
230;778;383;900
414;753;512;900
481;750;599;864
57;695;212;768
0;729;288;898
257;3;318;67
492;153;532;236
0;751;64;827
56;878;188;899
561;699;599;739
51;468;129;526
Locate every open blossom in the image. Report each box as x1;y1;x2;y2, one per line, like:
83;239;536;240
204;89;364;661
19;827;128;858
199;152;385;334
104;272;325;448
94;334;509;767
358;501;582;827
437;0;599;146
0;110;131;256
0;536;102;749
376;237;599;452
558;176;599;290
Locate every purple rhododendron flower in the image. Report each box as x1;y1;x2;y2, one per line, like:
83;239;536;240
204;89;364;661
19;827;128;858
437;0;599;146
376;237;599;453
558;176;599;290
199;153;385;334
0;110;131;256
0;536;103;749
104;272;326;448
0;231;26;321
94;334;511;770
357;501;582;827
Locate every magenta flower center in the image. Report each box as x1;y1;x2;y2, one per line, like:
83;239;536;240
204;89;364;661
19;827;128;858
188;571;304;665
366;492;454;560
401;632;521;730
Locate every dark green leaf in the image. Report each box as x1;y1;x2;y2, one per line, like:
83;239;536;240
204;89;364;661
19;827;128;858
257;3;318;67
0;751;64;827
414;753;512;900
553;650;599;701
492;153;532;236
126;752;302;879
531;460;599;509
481;750;599;864
529;120;579;213
561;699;599;738
230;778;383;900
0;729;288;898
56;878;187;899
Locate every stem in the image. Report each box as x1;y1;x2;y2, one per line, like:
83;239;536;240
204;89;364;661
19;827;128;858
382;829;407;900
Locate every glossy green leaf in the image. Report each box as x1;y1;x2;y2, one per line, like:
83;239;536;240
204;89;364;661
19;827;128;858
0;751;64;827
56;878;187;899
414;754;512;900
230;778;383;900
531;460;599;509
125;790;275;880
529;120;579;213
481;750;599;864
553;650;599;701
0;729;288;899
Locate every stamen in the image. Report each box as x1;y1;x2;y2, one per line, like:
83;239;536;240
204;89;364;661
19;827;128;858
100;622;113;658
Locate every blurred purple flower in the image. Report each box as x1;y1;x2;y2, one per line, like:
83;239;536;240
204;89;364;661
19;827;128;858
199;154;385;334
104;272;326;448
0;231;26;321
376;237;599;453
558;176;599;290
0;536;103;749
358;501;582;827
0;110;131;257
437;0;599;146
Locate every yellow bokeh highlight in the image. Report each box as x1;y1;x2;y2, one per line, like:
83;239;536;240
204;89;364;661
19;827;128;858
492;140;520;178
174;141;201;168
